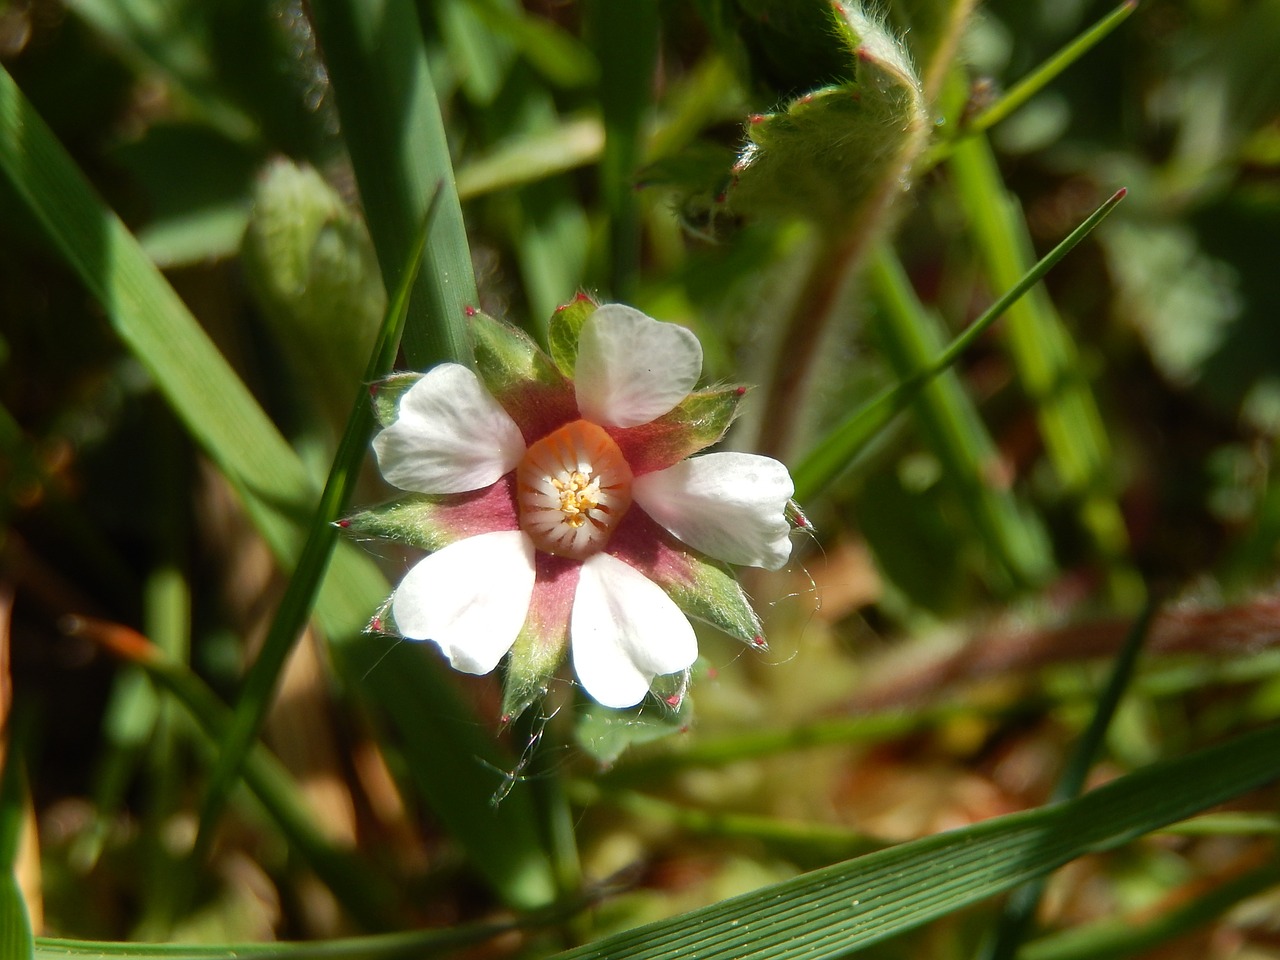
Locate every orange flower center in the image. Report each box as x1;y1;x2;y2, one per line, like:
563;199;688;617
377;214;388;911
516;419;633;560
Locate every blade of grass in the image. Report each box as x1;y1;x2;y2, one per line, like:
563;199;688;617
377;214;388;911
0;63;554;910
189;185;442;883
33;894;589;959
925;1;1138;167
308;0;475;370
545;719;1280;960
948;131;1141;605
792;188;1127;502
866;244;1055;591
980;597;1157;960
1019;860;1280;960
455;116;604;200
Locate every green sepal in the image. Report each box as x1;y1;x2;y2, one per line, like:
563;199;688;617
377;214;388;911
575;677;693;766
338;493;488;552
547;293;599;377
370;372;424;428
501;626;566;724
615;385;748;474
470;309;578;441
660;553;765;648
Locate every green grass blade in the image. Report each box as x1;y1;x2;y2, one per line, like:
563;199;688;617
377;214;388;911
792;189;1127;502
960;1;1137;141
981;599;1156;960
33;899;582;959
1020;860;1280;960
948;133;1141;604
545;721;1280;960
190;187;442;875
308;0;475;369
455;116;604;199
866;245;1055;591
0;63;554;910
0;61;312;559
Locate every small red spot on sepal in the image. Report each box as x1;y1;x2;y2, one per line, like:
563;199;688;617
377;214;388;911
735;386;748;396
370;616;382;632
336;518;351;529
369;382;379;396
665;694;683;708
464;305;478;317
751;635;768;650
500;714;512;726
748;113;765;125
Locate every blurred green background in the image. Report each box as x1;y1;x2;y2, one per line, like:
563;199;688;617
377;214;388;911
2;0;1280;957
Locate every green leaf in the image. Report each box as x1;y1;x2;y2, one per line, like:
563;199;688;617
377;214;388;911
866;246;1055;592
547;720;1280;960
576;682;692;767
727;2;926;230
948;131;1140;604
188;189;439;890
308;0;475;371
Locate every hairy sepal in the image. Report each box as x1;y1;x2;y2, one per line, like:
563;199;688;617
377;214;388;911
470;309;578;444
728;2;926;230
547;293;598;378
610;386;748;475
339;478;520;553
501;555;578;722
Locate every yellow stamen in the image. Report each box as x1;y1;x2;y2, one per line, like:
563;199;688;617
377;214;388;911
516;420;633;560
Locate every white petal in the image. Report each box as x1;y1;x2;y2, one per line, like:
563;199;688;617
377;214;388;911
574;304;702;428
391;531;535;675
373;364;526;494
632;452;794;570
570;552;697;708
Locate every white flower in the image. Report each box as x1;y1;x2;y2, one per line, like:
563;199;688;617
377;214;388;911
366;304;796;710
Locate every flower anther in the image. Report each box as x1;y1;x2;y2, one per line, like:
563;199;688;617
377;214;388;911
517;419;632;560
